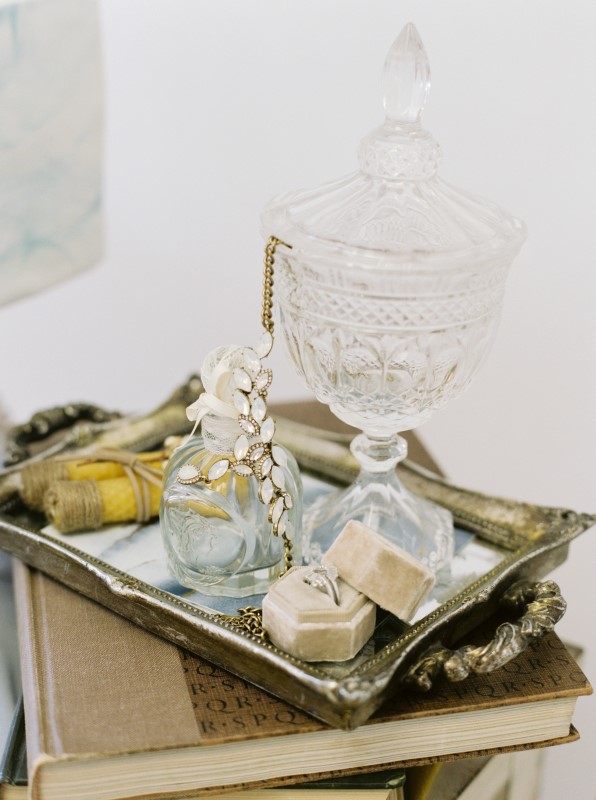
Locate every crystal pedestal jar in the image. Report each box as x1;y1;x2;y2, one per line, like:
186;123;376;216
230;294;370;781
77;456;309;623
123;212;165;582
262;24;526;577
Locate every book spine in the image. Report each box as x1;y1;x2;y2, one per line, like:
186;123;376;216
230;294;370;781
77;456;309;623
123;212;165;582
12;562;52;800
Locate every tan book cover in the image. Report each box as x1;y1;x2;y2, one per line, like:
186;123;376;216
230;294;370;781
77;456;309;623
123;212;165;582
14;563;590;800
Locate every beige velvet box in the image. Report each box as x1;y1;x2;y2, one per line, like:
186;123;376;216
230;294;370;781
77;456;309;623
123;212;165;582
262;567;376;662
324;520;435;620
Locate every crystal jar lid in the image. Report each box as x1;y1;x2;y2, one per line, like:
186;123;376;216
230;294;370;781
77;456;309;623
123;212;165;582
262;24;526;270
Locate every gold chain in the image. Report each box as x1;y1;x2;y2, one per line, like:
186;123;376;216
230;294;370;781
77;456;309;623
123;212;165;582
262;236;291;337
214;606;268;642
262;235;293;575
203;238;294;636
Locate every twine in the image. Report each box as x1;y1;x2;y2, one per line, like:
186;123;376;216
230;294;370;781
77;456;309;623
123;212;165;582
91;449;160;524
88;448;164;488
45;480;104;533
21;461;69;510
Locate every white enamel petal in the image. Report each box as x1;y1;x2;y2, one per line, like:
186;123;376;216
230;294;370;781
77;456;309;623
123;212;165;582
243;348;261;378
251;396;266;423
271;496;285;525
234;435;249;460
260;417;275;442
208;459;229;481
277;510;288;536
233;390;250;416
238;416;257;435
271;465;286;490
259;477;274;504
271;445;287;467
260;457;273;477
233;463;253;477
233;368;252;392
248;446;264;462
256;330;273;358
283;492;293;509
177;464;200;483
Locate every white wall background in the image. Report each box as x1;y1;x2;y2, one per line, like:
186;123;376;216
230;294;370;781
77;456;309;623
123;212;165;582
0;2;594;797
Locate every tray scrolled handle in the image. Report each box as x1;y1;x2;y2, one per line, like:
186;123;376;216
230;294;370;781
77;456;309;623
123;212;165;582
403;580;567;692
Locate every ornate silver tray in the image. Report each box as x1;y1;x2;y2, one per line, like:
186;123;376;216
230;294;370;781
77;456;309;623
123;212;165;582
0;397;593;730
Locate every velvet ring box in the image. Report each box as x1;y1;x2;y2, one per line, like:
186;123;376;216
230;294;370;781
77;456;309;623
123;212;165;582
262;566;376;662
324;520;436;621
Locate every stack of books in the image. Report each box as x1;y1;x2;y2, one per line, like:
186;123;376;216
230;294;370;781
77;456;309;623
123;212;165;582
0;562;590;800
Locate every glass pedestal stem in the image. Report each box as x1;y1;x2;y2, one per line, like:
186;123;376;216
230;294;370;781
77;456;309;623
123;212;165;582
349;433;409;531
351;432;408;473
303;431;454;578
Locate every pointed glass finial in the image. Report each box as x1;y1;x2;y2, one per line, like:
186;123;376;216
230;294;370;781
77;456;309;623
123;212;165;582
383;23;430;123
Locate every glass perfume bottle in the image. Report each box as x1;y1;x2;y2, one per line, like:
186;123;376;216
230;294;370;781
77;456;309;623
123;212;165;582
161;340;302;598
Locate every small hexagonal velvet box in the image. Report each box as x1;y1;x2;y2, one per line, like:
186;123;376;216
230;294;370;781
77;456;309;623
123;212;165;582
262;566;376;662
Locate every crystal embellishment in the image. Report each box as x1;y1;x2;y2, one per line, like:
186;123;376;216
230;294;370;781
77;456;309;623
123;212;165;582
232;463;253;477
271;445;287;467
248;445;265;461
276;510;287;536
243;348;261;378
271;465;286;490
233;390;250;416
176;464;202;485
260;417;275;442
255;369;273;393
238;416;258;435
233;368;253;392
283;492;293;509
234;435;249;460
259;477;274;504
208;459;230;481
271;496;285;525
256;331;273;357
251;396;267;423
260;457;273;477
